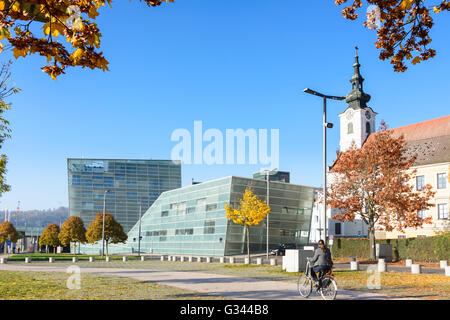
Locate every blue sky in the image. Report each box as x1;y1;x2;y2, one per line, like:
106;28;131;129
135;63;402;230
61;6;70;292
1;0;450;210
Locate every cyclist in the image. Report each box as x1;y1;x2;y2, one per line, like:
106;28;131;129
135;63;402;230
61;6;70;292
309;239;333;286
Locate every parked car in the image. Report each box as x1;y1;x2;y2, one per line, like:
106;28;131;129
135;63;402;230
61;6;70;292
270;243;297;256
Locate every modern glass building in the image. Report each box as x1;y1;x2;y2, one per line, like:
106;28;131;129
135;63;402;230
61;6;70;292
78;175;315;256
67;159;181;234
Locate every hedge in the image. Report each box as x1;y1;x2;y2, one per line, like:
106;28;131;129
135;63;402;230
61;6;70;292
331;232;450;262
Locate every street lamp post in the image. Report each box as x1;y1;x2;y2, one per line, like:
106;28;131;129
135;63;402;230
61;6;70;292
302;88;344;243
138;201;142;257
262;168;278;260
101;189;110;257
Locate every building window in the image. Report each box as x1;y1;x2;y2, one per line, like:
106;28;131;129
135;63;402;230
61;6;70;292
347;122;354;134
206;204;217;212
203;220;215;234
416;175;425;191
175;228;193;235
366;122;371;134
335;223;341;235
397;235;407;239
438;203;448;220
437;173;447;189
161;210;169;217
417;210;426;219
187;207;196;214
417;235;427;238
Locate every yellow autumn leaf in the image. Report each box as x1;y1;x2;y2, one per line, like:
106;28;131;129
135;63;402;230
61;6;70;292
69;48;84;64
0;1;5;11
400;0;414;10
88;6;99;19
433;6;441;13
11;1;20;12
411;56;421;65
12;47;27;59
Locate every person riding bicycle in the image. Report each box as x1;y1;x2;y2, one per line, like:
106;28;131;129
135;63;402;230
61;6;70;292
309;239;333;285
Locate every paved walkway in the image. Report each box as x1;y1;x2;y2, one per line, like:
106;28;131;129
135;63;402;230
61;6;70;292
0;264;414;300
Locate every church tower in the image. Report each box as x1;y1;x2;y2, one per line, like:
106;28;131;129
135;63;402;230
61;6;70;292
339;48;377;152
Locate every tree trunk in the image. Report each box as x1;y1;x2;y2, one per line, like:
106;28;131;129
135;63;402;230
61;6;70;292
369;225;376;261
246;226;250;263
106;242;109;257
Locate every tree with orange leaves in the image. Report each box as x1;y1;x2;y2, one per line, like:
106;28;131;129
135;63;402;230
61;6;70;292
327;122;435;260
334;1;449;72
0;0;174;79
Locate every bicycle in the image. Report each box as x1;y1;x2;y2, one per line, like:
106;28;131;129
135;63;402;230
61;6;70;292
297;257;338;300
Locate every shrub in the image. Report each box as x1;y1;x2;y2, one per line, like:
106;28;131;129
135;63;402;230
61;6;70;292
331;233;449;263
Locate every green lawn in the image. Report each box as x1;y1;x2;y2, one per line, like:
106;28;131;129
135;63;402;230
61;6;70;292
0;271;224;300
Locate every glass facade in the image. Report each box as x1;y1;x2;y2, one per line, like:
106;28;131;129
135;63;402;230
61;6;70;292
67;159;181;234
79;175;315;256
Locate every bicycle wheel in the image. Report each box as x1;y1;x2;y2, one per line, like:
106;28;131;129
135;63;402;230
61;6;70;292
297;274;312;298
319;276;337;300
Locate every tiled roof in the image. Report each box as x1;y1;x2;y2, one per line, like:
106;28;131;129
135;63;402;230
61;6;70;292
388;115;450;141
330;115;450;170
387;115;450;166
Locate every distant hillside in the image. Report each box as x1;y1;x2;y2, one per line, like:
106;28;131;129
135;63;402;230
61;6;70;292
2;207;69;228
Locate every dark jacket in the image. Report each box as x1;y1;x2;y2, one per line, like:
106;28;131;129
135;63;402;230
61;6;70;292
310;247;333;267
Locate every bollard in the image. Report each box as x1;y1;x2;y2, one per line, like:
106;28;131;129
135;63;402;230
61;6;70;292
180;256;185;262
197;257;202;262
405;259;413;267
25;257;31;263
206;257;211;263
349;257;356;263
160;256;165;261
89;257;94;262
219;257;225;263
378;258;386;272
49;257;55;263
270;258;277;266
229;257;235;264
256;258;262;265
141;256;146;261
72;257;78;263
105;256;111;262
411;264;421;274
440;261;448;269
0;258;6;264
122;256;128;262
445;266;450;277
244;257;250;264
350;261;359;271
188;256;193;262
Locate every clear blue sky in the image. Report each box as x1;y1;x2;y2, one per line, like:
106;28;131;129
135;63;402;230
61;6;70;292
1;0;449;210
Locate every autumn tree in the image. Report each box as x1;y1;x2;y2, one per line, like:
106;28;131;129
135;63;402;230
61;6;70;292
85;212;127;256
327;122;435;260
0;61;18;198
39;223;60;253
334;0;450;72
0;0;174;79
58;215;86;254
0;221;18;253
225;188;271;263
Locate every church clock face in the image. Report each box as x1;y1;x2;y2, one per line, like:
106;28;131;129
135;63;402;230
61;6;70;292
365;110;371;119
346;109;353;120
